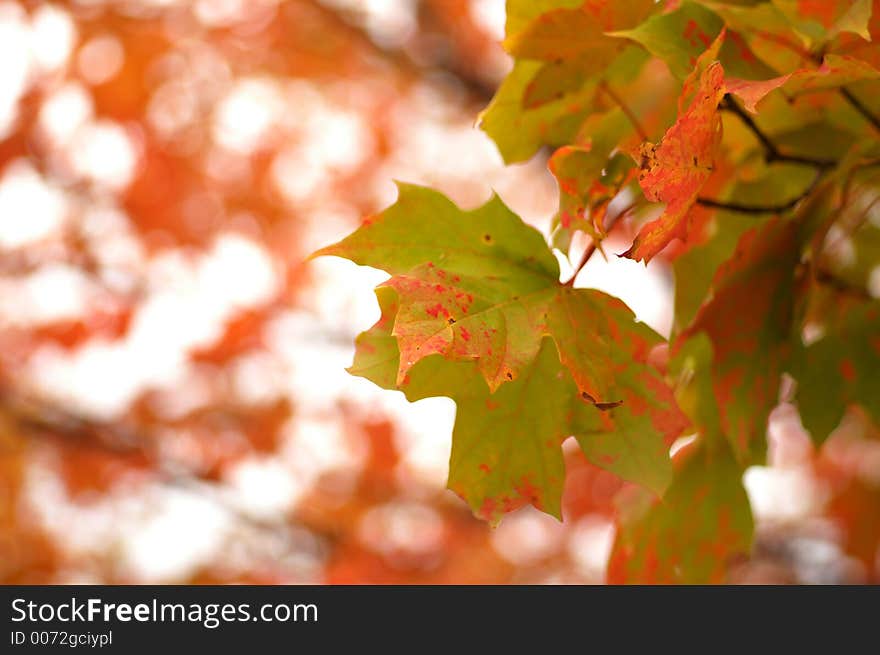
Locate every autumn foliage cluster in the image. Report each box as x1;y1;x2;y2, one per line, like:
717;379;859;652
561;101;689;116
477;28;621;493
319;0;880;583
1;0;879;585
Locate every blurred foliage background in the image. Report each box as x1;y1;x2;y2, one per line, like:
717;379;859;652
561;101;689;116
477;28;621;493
0;0;877;584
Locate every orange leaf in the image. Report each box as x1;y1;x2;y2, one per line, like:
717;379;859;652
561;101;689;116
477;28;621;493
623;36;726;263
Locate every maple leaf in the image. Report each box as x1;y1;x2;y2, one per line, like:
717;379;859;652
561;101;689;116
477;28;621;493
480;0;656;161
789;299;880;444
622;37;726;262
676;216;801;464
548;108;636;245
478;60;599;164
504;8;624;61
608;439;754;584
612;2;774;81
548;288;687;444
726;55;880;113
318;184;687;407
319;185;690;522
348;285;682;523
503;0;654;109
314;0;880;580
553;289;688;495
314;183;559;390
505;1;656;61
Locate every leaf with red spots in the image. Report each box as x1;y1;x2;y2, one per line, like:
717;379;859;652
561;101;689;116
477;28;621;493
677;217;800;464
623;36;726;262
547;287;689;496
345;285;684;522
346;286;401;390
315;183;560;391
384;266;557;390
548;108;637;248
612;3;775;81
314;0;880;582
420;342;572;524
549;287;689;458
608;440;753;584
789;300;880;444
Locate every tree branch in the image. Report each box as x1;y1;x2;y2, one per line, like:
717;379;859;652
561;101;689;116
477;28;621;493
839;87;880;132
721;95;836;168
302;0;497;102
814;267;874;300
697;168;824;214
695;195;805;214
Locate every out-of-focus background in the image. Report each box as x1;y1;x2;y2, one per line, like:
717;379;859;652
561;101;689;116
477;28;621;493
0;0;877;584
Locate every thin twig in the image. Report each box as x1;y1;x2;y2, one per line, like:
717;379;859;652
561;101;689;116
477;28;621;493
563;203;634;286
696;168;824;214
695;194;806;214
839;87;880;132
814;268;874;300
721;95;836;168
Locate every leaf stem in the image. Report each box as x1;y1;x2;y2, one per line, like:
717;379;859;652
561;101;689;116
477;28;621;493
599;81;649;142
563;203;633;286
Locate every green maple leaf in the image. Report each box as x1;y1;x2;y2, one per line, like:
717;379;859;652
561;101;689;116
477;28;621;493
548;108;636;249
318;185;688;522
349;286;680;523
314;183;559;391
555;288;687;496
479;0;654;162
503;1;654;111
478;60;599;164
317;184;684;403
612;2;776;81
608;438;754;584
789;299;880;444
